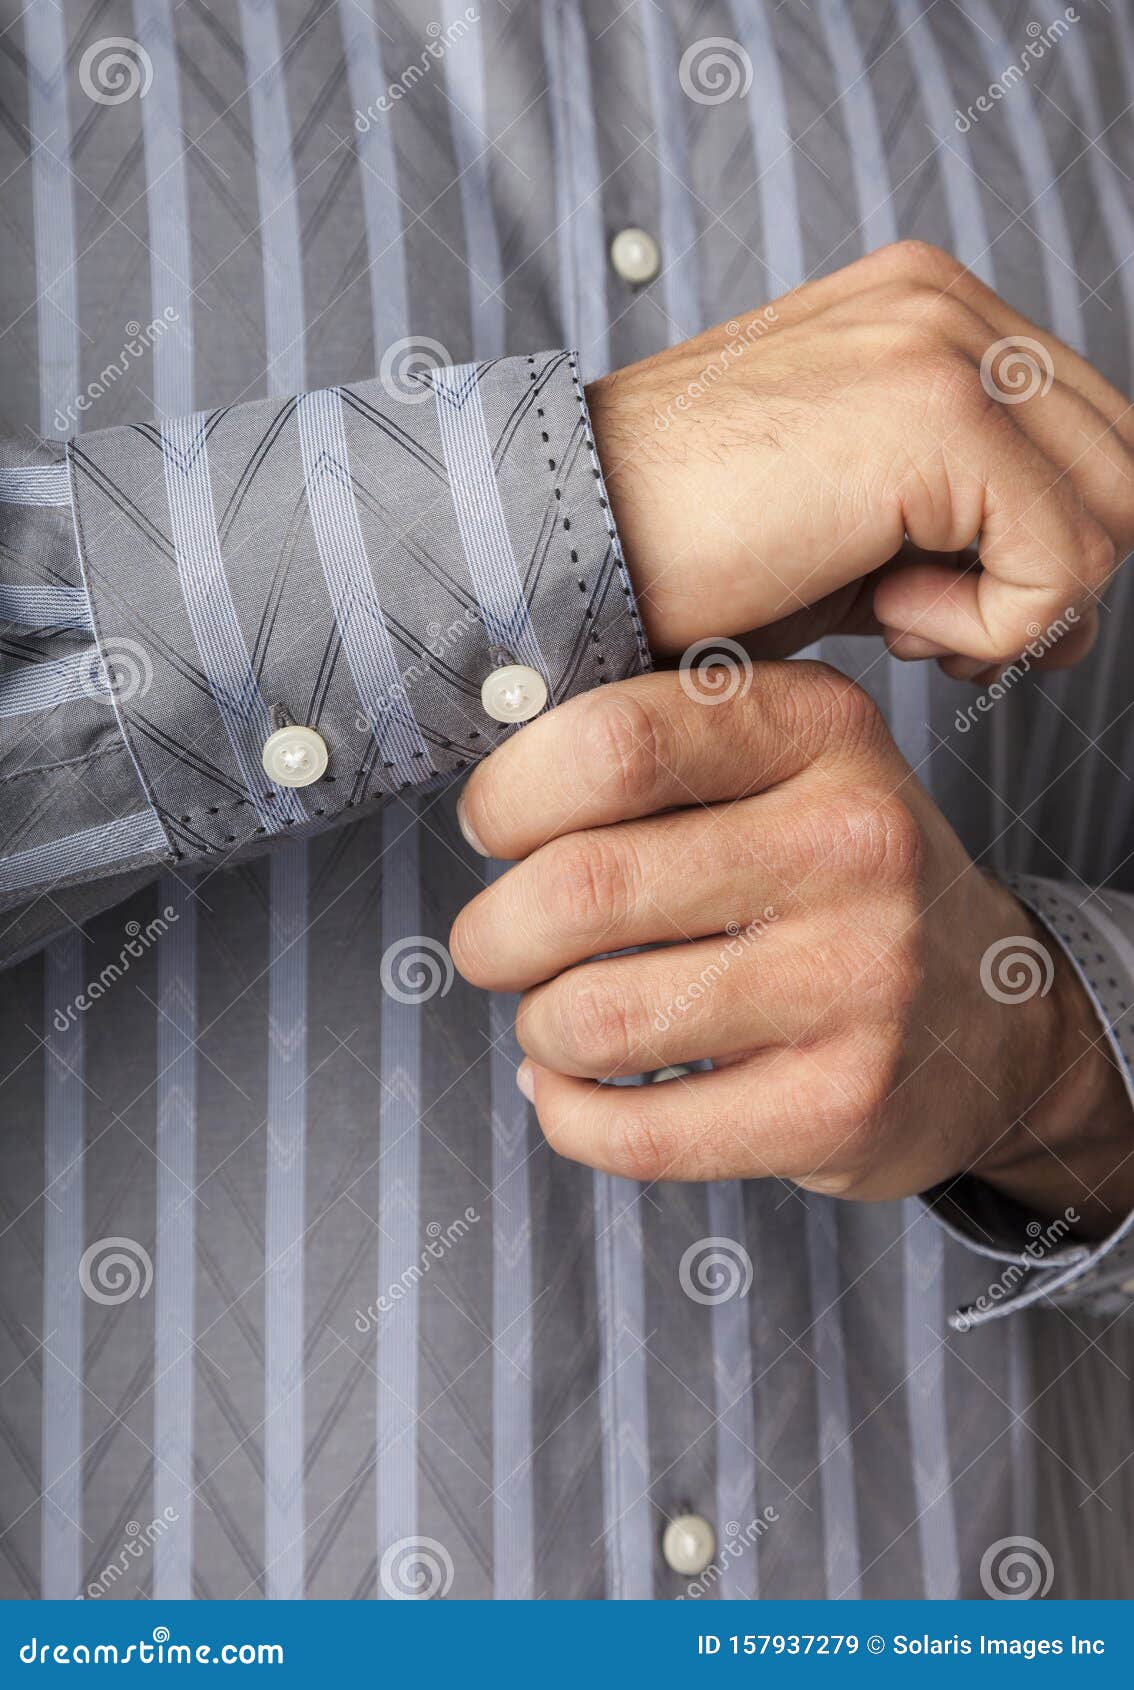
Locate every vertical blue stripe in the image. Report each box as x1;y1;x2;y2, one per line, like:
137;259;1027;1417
239;0;310;1599
238;0;306;395
639;1;700;343
41;934;85;1599
639;18;758;1589
901;1204;960;1599
133;0;195;417
805;1197;860;1598
726;0;804;298
296;387;433;781
161;413;306;831
593;1167;653;1599
892;0;992;285
376;799;422;1588
488;869;534;1597
542;0;650;1597
431;366;551;678
540;0;609;379
337;0;409;356
153;875;197;1598
25;0;79;439
441;1;505;360
707;1181;758;1598
264;841;308;1599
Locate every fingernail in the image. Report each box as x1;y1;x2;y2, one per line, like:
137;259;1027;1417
457;795;489;856
516;1060;536;1103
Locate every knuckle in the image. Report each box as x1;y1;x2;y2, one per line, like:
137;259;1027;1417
553;970;636;1073
874;239;964;288
574;689;661;810
604;1099;672;1183
539;832;634;941
838;790;924;886
796;666;889;759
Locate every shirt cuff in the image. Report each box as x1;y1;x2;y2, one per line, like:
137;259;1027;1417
62;351;649;869
923;873;1134;1330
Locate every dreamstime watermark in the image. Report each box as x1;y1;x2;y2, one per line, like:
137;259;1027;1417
980;334;1055;403
52;309;180;435
678;636;754;706
654;909;778;1032
79;37;153;105
78;1238;154;1306
378;335;453;403
953;1209;1079;1332
379;1535;455;1598
84;1509;180;1599
678;1509;780;1598
979;934;1054;1004
954;11;1079;132
52;908;179;1033
380;936;455;1004
979;1535;1055;1599
679;37;753;105
953;607;1080;732
679;1236;754;1305
655;308;780;431
354;607;481;732
354;11;479;128
354;1209;480;1330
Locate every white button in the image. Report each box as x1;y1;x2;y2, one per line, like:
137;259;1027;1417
650;1065;694;1083
663;1513;715;1577
481;664;548;724
1120;1275;1134;1295
610;227;660;285
262;724;329;787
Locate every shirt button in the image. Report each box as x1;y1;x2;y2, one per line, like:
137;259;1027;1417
262;724;329;787
650;1064;694;1083
663;1513;716;1577
481;664;548;724
610;227;660;285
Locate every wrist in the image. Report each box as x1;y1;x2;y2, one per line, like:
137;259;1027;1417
973;898;1133;1235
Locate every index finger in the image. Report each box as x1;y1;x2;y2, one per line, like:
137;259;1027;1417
457;662;852;860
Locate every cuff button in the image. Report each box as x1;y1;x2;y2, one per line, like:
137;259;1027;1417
481;664;548;724
262;724;329;787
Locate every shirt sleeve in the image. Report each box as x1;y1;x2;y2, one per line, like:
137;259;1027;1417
923;873;1134;1330
0;353;649;969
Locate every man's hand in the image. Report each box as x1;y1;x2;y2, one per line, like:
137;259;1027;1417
450;667;1131;1228
587;241;1133;671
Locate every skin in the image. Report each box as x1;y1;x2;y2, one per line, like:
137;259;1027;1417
452;242;1134;1231
585;240;1134;677
451;669;1132;1231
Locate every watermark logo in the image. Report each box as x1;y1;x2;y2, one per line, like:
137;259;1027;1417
980;1535;1055;1599
953;1208;1080;1331
954;11;1079;133
655;910;778;1033
379;1535;454;1599
980;335;1055;404
79;37;153;105
655;309;779;431
86;1509;180;1598
953;607;1079;733
52;907;179;1031
378;335;452;404
52;310;180;435
79;1237;154;1306
78;638;154;707
355;1209;480;1329
380;936;455;1004
355;11;480;128
679;37;753;105
679;1236;754;1305
679;1509;780;1598
979;935;1054;1004
678;636;753;706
